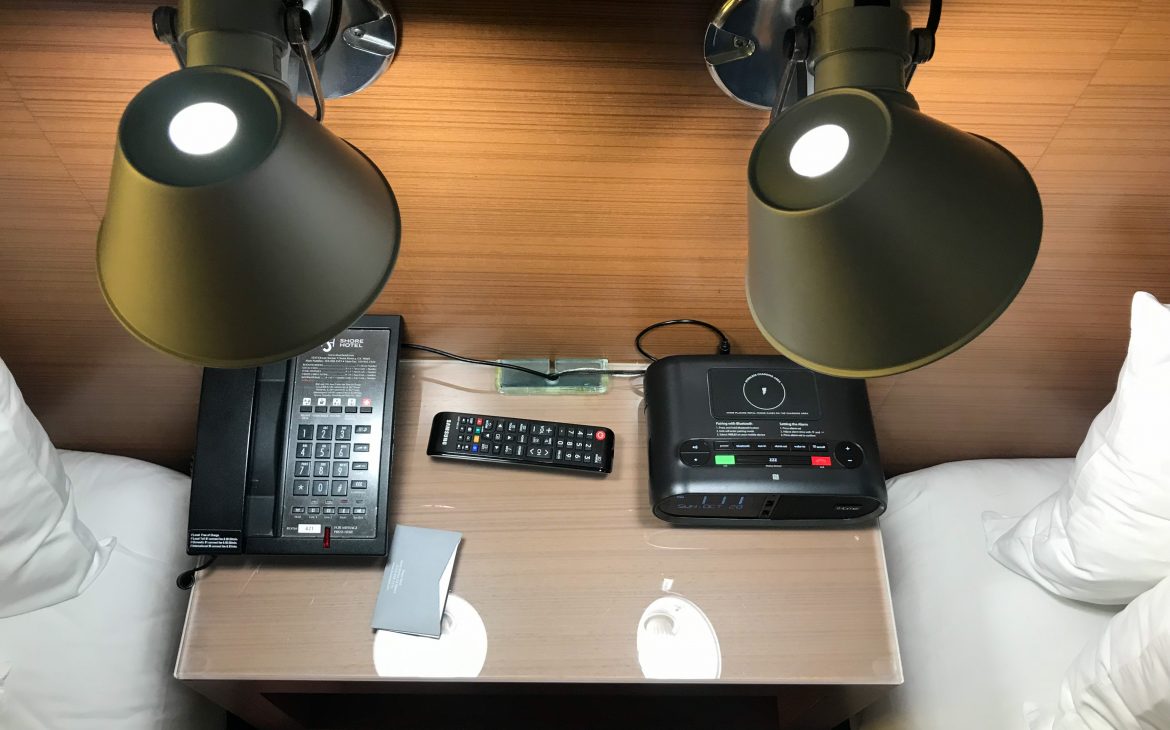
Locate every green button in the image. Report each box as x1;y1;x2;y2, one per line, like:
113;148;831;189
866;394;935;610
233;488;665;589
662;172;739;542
714;454;735;465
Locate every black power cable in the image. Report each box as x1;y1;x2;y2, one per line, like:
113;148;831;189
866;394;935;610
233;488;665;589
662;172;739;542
634;319;731;362
404;318;732;379
176;555;218;590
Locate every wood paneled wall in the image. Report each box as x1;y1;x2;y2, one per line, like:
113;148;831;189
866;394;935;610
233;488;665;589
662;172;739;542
1;0;1168;473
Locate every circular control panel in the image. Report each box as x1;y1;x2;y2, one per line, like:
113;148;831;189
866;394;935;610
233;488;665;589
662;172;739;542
834;441;864;468
742;373;786;410
678;439;711;466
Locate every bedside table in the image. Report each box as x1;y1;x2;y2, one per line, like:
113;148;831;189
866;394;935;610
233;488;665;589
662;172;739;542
176;360;901;729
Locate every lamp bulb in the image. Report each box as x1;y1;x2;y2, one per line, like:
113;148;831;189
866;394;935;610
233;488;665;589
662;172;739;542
168;102;238;156
789;124;850;178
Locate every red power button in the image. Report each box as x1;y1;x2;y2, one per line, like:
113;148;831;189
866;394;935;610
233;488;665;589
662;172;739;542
811;455;832;467
595;430;607;441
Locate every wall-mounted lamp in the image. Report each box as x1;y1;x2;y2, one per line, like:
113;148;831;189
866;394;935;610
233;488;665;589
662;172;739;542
98;0;401;368
706;0;1042;378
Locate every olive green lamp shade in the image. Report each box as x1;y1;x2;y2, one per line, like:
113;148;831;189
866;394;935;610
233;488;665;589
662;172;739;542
97;66;400;368
746;88;1042;378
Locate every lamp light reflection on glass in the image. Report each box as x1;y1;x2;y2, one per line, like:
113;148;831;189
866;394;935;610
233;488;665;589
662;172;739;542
788;123;850;178
167;102;238;155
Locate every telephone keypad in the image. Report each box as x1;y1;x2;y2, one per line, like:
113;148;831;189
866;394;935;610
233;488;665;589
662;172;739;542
285;413;381;539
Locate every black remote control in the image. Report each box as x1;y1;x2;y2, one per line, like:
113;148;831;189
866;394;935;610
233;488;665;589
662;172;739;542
426;412;615;474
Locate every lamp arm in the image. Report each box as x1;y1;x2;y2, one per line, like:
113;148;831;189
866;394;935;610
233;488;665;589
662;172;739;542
770;6;813;120
906;0;942;86
285;2;327;121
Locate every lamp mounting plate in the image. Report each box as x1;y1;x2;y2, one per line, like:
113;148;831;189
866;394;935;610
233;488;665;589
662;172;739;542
297;0;398;99
705;0;806;111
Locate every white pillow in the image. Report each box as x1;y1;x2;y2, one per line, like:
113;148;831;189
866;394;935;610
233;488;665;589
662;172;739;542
0;358;111;617
985;292;1170;605
1027;575;1170;729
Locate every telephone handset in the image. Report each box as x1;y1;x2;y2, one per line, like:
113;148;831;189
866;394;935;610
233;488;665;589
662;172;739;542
188;315;402;556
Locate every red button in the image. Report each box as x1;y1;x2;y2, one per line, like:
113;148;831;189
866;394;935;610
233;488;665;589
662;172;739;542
811;455;832;467
595;430;607;441
476;418;483;426
323;526;332;549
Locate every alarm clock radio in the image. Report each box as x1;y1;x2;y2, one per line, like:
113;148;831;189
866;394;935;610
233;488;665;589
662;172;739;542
645;355;886;526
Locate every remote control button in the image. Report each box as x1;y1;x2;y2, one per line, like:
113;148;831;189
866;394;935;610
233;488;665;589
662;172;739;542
492;443;502;455
834;442;864;468
680;439;709;453
527;446;553;460
312;481;329;496
297;425;314;440
296;442;312;459
294;461;311;477
316;425;333;441
519;422;528;434
331;480;348;496
681;452;710;467
504;444;517;457
313;462;330;478
292;480;310;496
335;426;352;441
350;479;367;489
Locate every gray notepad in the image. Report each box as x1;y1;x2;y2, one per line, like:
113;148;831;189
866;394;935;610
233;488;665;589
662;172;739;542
371;525;463;638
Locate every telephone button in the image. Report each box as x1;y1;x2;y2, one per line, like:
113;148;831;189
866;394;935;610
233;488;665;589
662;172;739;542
355;425;372;434
308;507;322;515
332;462;350;478
314;443;332;459
313;462;331;478
316;425;334;441
352;462;369;471
331;481;348;496
292;506;306;514
297;425;314;441
353;507;367;515
311;481;329;496
323;507;337;515
294;461;311;478
334;444;351;459
353;443;370;453
335;426;352;441
350;480;367;490
360;407;373;413
292;480;310;496
296;443;312;459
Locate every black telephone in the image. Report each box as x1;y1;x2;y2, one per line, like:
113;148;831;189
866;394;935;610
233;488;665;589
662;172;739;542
188;315;403;556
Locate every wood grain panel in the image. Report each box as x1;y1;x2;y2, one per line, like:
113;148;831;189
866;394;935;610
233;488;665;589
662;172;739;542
0;0;1168;473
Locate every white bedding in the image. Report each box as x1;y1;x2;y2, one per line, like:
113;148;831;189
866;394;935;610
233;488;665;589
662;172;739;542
859;459;1121;730
0;451;223;730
